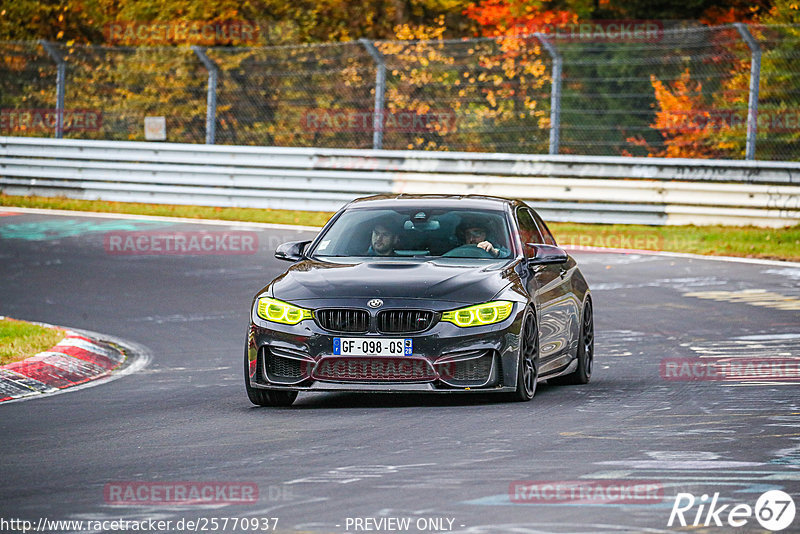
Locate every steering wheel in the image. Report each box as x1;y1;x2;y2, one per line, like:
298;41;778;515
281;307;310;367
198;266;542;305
442;244;495;258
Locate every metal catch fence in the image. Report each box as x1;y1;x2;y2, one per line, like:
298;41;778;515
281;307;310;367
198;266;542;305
1;23;798;160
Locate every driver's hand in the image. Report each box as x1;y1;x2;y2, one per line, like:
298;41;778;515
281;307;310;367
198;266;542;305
476;241;498;256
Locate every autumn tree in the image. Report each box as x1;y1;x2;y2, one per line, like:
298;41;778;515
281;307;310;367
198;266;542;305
629;1;799;159
626;68;733;158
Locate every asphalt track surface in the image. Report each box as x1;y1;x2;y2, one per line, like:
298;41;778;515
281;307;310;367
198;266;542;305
1;210;799;534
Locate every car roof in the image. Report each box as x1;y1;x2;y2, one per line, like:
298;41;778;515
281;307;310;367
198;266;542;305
345;194;522;211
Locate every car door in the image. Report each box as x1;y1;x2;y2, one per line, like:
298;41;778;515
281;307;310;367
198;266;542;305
517;207;574;375
531;208;582;358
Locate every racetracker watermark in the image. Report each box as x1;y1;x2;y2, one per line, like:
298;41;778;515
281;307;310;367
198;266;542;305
313;358;433;381
103;20;261;45
658;109;800;133
555;232;698;252
668;490;796;531
1;109;102;133
104;481;259;505
104;231;258;255
0;517;279;533
661;357;800;382
509;480;664;504
302;109;457;133
514;20;664;42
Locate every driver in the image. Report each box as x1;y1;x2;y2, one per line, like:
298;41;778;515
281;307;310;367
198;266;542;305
367;219;400;256
455;217;510;258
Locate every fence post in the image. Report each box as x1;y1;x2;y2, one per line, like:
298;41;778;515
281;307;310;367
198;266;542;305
40;40;66;139
735;23;761;161
192;46;218;145
535;34;561;155
359;38;386;150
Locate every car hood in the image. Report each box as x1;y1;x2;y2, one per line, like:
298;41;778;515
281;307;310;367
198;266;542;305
267;257;515;305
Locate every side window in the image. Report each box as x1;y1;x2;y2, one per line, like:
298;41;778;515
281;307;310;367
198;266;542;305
516;207;544;245
531;210;557;245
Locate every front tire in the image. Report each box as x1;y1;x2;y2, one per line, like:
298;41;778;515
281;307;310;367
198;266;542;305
510;312;539;402
244;349;298;407
550;299;593;386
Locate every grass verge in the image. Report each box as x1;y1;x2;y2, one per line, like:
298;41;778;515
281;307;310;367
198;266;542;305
0;194;334;227
2;194;799;262
0;317;67;366
551;222;800;262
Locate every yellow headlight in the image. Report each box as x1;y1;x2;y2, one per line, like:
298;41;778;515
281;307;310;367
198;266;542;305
441;301;514;327
256;297;312;325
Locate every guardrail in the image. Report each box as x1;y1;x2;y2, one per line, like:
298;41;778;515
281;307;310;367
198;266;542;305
1;136;799;227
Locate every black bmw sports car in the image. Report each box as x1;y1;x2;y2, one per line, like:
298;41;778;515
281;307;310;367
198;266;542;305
245;195;593;406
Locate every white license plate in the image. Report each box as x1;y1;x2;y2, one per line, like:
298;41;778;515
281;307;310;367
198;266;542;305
333;338;413;356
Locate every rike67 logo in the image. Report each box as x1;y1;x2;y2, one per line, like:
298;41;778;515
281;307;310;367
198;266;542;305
668;490;796;531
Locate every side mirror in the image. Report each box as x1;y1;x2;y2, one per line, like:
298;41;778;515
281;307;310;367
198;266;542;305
275;240;311;262
526;243;568;265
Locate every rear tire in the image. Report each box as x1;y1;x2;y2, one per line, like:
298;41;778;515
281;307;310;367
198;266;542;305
509;311;539;402
244;348;298;407
550;299;593;386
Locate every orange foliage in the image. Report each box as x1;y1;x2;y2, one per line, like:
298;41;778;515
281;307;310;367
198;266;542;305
463;0;578;37
700;4;766;25
628;68;728;158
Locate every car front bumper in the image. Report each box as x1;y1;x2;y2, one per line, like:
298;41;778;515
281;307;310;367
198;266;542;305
246;302;525;394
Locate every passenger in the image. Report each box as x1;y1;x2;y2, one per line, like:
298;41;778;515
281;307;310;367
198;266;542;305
367;220;400;256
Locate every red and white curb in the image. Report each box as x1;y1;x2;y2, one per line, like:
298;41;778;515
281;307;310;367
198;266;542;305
0;319;149;403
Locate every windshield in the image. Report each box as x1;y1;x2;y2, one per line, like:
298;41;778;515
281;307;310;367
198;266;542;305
311;207;514;259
